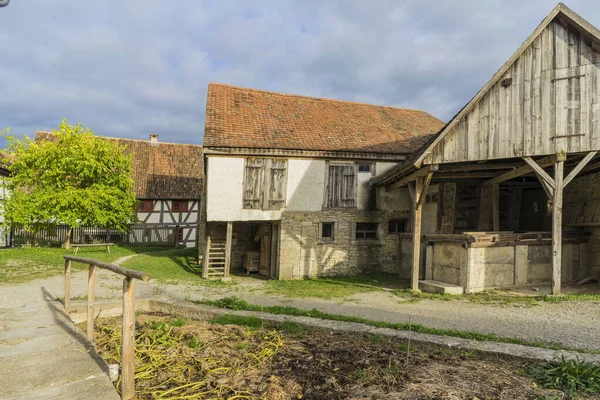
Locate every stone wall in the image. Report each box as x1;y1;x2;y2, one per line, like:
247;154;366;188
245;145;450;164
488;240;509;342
278;210;409;279
439;183;456;234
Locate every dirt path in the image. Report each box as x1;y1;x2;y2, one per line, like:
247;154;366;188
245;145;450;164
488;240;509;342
2;271;600;352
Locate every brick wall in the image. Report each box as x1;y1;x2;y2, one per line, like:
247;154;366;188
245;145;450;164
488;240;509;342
279;210;409;279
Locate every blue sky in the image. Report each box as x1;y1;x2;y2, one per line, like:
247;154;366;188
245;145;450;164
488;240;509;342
1;1;599;144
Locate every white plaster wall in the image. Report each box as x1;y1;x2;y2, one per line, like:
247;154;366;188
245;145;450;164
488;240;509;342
286;159;325;211
377;184;438;233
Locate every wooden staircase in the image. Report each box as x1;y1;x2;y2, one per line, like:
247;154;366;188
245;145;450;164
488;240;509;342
204;237;227;278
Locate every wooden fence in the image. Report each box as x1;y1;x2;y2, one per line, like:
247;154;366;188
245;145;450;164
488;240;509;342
64;255;150;400
11;224;191;247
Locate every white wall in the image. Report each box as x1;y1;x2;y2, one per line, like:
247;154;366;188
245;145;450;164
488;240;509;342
378;184;439;233
206;157;407;222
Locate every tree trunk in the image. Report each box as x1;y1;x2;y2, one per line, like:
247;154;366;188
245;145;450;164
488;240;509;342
64;227;72;249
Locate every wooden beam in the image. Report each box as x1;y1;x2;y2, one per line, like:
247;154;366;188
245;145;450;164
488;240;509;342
388;164;438;190
411;177;423;292
552;160;564;295
539;177;554;201
433;172;499;179
64;256;150;281
439;162;522;172
224;222;233;278
202;232;211;279
64;259;71;312
87;265;95;340
563;151;597;188
416;172;433;209
492;184;500;231
484;156;555;185
523;157;556;189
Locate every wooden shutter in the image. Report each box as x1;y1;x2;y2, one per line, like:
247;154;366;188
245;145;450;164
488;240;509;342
265;159;288;210
324;163;356;209
243;158;265;209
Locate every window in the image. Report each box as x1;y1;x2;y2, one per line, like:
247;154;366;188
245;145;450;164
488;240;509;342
243;158;288;210
177;228;184;242
388;219;407;234
358;163;373;173
425;193;439;203
324;163;356;209
138;200;154;212
320;222;334;240
172;200;188;212
355;222;378;240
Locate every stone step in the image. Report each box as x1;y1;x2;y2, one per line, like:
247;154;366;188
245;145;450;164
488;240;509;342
418;280;464;295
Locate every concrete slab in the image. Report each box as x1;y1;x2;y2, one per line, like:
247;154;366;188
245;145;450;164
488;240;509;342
419;279;464;295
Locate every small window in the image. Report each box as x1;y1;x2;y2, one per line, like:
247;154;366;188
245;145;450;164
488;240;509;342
172;200;188;212
358;163;373;173
138;200;154;212
177;228;184;242
355;222;378;240
321;222;334;240
388;219;406;234
425;193;439;203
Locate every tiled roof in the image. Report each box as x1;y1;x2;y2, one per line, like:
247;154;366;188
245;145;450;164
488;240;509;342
204;83;445;155
35;132;203;199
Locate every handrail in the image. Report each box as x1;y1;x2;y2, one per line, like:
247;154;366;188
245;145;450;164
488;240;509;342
63;255;149;400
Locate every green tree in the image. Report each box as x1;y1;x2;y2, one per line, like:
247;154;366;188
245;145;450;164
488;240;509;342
1;120;138;248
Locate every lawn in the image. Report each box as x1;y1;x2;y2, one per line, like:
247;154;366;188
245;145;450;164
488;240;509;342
0;245;169;284
120;247;234;287
264;272;405;299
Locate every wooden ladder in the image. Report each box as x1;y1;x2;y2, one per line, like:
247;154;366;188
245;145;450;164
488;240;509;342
206;239;227;277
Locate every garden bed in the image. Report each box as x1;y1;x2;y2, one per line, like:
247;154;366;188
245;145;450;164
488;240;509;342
89;313;574;400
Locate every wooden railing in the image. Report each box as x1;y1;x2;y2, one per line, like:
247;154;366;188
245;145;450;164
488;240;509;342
63;255;150;400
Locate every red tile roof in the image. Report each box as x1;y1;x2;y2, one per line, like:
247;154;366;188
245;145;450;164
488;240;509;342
35;132;203;199
204;83;445;155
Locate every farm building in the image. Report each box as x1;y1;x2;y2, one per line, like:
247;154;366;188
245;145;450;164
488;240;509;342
200;83;443;279
376;3;600;295
35;132;204;247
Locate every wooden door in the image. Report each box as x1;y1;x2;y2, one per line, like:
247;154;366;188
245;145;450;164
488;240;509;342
259;231;271;276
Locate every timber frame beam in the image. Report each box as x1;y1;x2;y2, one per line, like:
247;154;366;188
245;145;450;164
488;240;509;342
521;152;597;295
484;156;555;186
407;170;434;292
388;164;438;190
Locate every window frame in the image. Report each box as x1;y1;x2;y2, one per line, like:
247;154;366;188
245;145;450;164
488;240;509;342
388;219;407;234
172;200;189;212
242;157;288;210
138;200;154;212
358;163;374;173
319;222;335;241
354;222;379;240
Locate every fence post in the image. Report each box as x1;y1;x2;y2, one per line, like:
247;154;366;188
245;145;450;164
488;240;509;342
87;264;95;340
64;259;71;311
121;277;135;400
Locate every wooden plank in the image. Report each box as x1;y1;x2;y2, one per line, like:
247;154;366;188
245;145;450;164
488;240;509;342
86;265;95;340
541;25;555;155
563;151;598;187
64;256;150;281
121;277;135;400
523;46;533;156
488;85;499;159
523;156;556;189
512;57;524;157
531;34;543;155
387;164;438;190
467;104;479;160
552;160;564;295
484;156;555;185
224;222;233;277
64;259;71;312
555;22;569;154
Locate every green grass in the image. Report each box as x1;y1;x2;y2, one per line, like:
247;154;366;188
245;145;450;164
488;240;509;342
120;247;235;287
524;356;600;397
264;273;407;299
209;314;263;328
197;296;600;354
0;245;166;284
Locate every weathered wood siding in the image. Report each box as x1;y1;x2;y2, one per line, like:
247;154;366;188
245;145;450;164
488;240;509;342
426;20;600;164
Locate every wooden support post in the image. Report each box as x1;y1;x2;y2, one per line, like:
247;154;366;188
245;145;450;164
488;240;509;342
552;160;564;295
409;172;433;292
492;184;500;231
202;233;211;279
64;259;71;312
121;277;135;400
86;264;95;340
224;222;233;277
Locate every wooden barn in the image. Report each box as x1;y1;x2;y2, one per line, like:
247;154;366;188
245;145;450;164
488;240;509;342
375;3;600;295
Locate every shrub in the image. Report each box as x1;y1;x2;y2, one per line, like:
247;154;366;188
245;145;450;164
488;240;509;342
524;356;600;397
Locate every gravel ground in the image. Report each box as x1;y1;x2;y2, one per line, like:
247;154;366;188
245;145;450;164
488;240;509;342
2;267;600;351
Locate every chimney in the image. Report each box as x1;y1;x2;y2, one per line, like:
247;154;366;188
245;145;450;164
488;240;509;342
149;133;159;145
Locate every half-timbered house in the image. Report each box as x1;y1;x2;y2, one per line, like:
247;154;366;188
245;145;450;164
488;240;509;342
376;3;600;295
200;83;444;279
35;132;204;247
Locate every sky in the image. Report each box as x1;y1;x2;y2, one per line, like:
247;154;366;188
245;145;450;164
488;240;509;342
1;0;599;145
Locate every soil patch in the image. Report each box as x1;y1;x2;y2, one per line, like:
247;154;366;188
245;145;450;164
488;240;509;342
91;313;568;400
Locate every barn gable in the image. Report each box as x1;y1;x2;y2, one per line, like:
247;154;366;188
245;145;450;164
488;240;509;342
419;3;600;166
